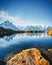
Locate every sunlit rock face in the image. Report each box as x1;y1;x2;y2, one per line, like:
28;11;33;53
7;48;50;65
47;29;52;36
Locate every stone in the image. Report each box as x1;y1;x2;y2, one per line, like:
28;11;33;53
7;48;50;65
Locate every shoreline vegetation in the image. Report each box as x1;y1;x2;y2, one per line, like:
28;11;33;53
0;26;52;37
0;27;45;37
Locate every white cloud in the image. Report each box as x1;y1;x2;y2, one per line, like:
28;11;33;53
0;10;34;26
0;10;21;26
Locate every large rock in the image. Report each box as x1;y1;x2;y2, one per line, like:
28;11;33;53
7;48;50;65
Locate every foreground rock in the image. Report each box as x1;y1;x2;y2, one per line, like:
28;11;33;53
7;48;50;65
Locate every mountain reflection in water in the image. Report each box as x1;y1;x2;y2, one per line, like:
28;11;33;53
0;33;52;59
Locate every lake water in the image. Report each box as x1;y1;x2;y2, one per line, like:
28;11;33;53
0;33;52;60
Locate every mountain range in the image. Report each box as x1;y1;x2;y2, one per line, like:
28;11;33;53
0;21;52;31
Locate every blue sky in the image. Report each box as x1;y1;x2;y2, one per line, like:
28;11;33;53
0;0;52;26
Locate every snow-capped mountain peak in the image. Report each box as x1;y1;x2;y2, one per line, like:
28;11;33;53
0;21;19;31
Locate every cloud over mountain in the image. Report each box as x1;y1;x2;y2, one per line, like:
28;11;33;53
0;10;33;26
0;10;21;26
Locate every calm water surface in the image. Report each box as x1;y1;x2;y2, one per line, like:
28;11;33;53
0;33;52;59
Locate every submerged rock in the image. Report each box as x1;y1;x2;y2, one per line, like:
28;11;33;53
6;48;50;65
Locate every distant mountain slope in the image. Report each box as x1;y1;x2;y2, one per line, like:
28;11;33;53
47;26;52;30
24;25;52;31
24;25;44;30
0;21;19;31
